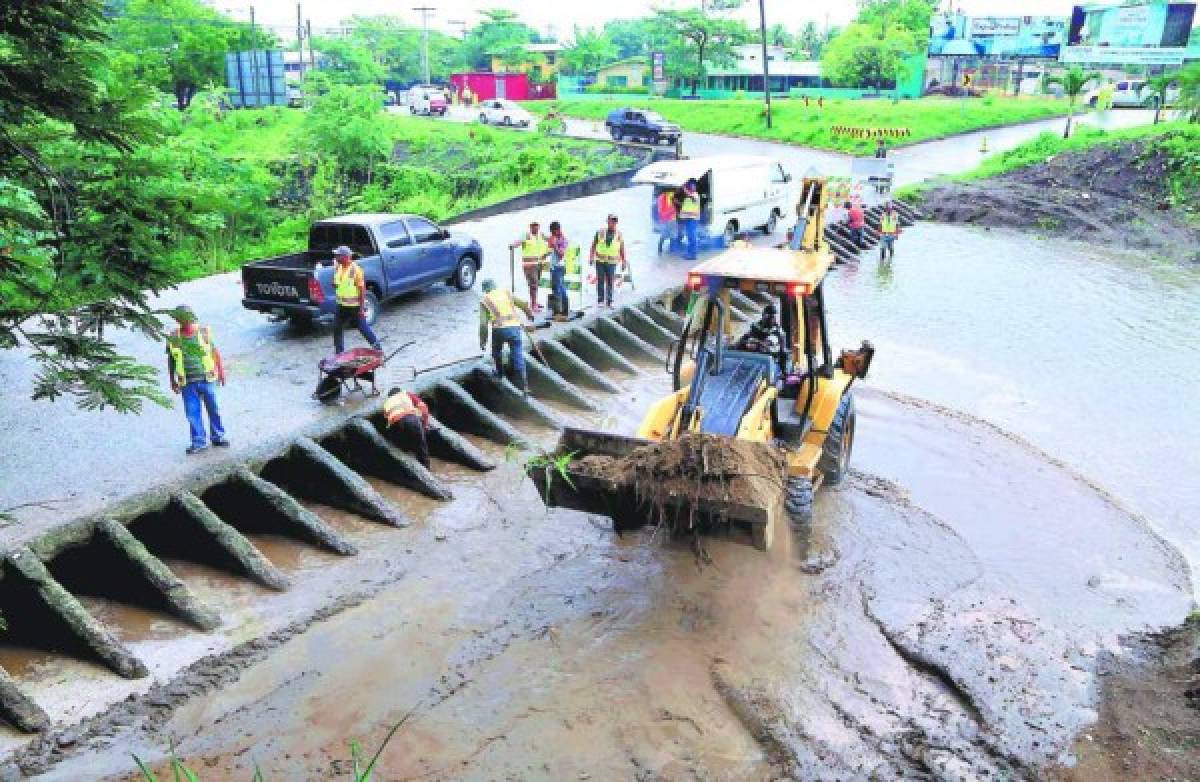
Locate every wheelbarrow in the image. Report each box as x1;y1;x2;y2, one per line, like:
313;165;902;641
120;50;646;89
312;341;414;404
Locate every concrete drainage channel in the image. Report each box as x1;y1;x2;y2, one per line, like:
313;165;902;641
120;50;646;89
0;209;918;746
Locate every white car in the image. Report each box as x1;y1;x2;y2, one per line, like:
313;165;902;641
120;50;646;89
1085;79;1180;109
478;100;534;128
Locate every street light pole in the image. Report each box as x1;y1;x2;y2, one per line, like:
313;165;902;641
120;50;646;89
757;0;772;128
413;6;435;85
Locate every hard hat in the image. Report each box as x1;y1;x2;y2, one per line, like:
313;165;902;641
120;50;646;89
481;279;496;292
333;245;352;257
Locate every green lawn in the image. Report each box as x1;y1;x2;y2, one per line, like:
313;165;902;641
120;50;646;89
530;96;1072;154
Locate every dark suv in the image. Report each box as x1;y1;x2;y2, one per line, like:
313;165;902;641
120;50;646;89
605;108;682;145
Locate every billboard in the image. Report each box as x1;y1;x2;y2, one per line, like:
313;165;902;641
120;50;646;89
929;14;1068;57
1063;2;1195;63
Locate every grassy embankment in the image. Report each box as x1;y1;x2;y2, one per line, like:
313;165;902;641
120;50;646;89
169;109;633;280
530;96;1070;154
897;121;1200;209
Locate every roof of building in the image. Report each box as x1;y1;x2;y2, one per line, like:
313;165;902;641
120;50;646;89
708;59;820;77
597;56;649;71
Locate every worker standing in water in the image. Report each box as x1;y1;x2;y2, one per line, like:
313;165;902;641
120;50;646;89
384;387;432;468
479;278;535;396
879;203;901;262
588;214;627;309
510;221;550;313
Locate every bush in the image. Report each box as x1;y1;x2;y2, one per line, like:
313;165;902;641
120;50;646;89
583;84;650;95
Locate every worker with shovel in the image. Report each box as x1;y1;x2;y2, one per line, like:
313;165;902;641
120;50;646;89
510;221;550;313
479;278;535;396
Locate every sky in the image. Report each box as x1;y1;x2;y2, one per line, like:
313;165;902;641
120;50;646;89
214;1;1084;41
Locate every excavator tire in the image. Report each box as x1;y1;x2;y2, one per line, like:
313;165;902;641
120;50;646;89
785;476;813;528
818;393;856;487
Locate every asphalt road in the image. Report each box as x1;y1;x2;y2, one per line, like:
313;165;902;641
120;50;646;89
0;108;1157;542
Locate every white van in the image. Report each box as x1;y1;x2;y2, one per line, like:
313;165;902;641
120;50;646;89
632;156;795;243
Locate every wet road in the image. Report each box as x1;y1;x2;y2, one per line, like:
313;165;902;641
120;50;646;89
0;109;1157;541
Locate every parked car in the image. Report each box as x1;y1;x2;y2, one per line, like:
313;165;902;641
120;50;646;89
408;87;447;116
478;99;534;127
605;108;682;145
241;214;483;328
1085;80;1180;108
632;155;796;243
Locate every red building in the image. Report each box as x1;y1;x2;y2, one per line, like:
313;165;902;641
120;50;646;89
451;72;556;102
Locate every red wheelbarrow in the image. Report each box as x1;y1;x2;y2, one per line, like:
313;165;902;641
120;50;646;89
313;341;414;404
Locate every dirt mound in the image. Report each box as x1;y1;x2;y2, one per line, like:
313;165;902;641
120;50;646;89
576;434;788;530
916;136;1200;264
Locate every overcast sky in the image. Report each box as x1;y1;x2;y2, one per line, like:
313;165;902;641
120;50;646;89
215;1;1083;40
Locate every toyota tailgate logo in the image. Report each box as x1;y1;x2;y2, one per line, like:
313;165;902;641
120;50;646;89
257;281;299;298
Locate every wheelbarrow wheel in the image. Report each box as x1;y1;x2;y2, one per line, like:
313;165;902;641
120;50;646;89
314;374;342;404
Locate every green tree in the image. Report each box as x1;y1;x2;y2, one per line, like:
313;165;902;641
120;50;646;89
2;0;230;411
767;24;795;49
797;20;826;58
461;8;538;71
655;9;752;96
1145;73;1174;124
343;16;464;84
857;0;936;39
563;26;618;75
1044;66;1102;138
1174;61;1200;122
111;0;272;109
300;86;390;182
820;22;918;89
603;18;670;59
310;36;386;86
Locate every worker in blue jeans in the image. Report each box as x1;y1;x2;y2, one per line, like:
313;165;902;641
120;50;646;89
479;279;535;396
678;179;702;260
166;305;229;455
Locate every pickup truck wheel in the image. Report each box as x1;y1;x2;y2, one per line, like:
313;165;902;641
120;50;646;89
361;290;381;326
452;257;477;291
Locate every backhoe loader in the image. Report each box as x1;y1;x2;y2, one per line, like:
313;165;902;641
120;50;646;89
527;177;874;551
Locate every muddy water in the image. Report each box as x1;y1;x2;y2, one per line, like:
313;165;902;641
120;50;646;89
827;223;1200;589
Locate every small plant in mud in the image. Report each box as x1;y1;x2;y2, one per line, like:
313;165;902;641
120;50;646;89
506;442;577;495
1035;215;1062;233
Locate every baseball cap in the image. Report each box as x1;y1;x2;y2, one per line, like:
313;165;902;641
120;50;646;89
333;245;352;257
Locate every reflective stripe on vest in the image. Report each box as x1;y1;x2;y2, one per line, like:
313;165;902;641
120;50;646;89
521;233;549;263
334;263;363;306
168;327;216;385
594;230;624;261
385;392;418;425
880;213;899;235
482;289;523;328
679;195;700;220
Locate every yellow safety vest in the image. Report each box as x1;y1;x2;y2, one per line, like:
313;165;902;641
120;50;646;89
594;230;624;262
384;392;419;425
334;262;364;307
521;233;549;263
482;288;523;329
880;213;899;235
167;326;217;385
679;195;701;220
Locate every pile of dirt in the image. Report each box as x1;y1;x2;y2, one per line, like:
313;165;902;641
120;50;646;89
915;136;1200;263
1051;617;1200;781
577;434;788;530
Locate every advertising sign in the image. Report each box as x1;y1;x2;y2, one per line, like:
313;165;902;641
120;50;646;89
651;51;665;82
1067;2;1195;47
1060;45;1188;63
930;14;1067;57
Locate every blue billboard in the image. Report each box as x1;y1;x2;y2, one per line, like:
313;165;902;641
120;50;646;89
929;14;1068;58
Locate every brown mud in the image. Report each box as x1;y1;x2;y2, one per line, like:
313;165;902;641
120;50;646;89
914;136;1200;264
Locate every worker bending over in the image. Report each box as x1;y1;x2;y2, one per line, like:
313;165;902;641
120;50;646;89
384;387;432;468
331;245;382;354
479;278;535;396
735;303;788;375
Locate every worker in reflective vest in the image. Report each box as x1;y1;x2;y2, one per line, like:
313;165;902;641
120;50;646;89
509;221;550;313
331;245;382;354
879;204;900;262
588;214;627;308
479;278;535;395
165;304;228;455
678;179;702;261
547;220;570;317
384;387;432;467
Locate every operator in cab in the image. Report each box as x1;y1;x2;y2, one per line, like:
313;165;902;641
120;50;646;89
735;302;788;375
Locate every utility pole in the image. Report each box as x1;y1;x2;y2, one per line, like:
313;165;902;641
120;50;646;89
249;5;259;106
306;19;315;71
296;3;305;80
413;6;435;85
757;0;772;128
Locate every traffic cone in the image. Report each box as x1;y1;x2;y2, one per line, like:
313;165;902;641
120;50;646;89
980;136;989;153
